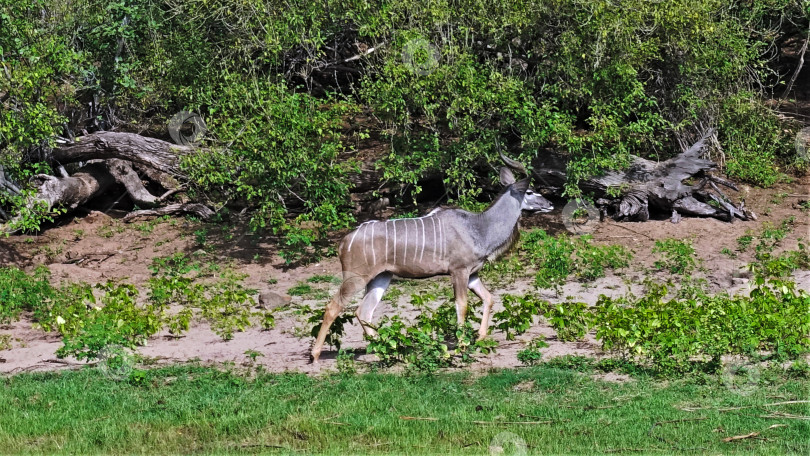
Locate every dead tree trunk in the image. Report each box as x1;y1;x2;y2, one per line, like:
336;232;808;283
532;131;756;222
1;132;211;233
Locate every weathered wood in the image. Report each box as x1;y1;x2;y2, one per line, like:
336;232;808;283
52;132;192;176
533;131;755;222
122;203;215;221
106;159;160;208
29;163;115;211
1;132;213;231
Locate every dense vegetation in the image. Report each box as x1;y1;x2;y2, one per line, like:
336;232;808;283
2;0;809;247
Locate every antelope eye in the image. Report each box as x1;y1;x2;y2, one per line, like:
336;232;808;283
526;190;534;195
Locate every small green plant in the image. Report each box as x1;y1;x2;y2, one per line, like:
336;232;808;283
127;370;149;387
652;238;699;274
303;306;354;352
546;301;591;342
543;355;596;372
194;228;208;246
336;348;357;375
0;334;12;350
288;283;313;296
737;232;754;251
307;275;341;284
517;338;549;366
366;300;491;373
720;247;736;258
492;294;549;341
520;230;632;289
0;266;54;324
244;350;263;363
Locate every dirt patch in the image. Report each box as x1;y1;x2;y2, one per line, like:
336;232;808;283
0;176;808;375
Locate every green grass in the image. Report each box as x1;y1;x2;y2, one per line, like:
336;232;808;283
1;366;807;454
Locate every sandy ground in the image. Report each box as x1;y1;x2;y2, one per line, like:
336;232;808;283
0;176;808;376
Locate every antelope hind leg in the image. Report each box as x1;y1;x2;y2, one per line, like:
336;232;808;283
468;274;493;340
451;272;471;326
355;272;392;338
310;274;366;363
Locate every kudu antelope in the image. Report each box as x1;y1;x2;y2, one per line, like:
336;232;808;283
310;155;553;362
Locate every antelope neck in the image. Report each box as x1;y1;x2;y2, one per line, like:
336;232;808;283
474;185;523;255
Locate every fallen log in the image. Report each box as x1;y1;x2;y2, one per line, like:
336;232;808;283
1;132;210;233
52;132;192;177
533;131;756;222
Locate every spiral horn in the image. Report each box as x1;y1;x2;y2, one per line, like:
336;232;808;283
499;152;529;177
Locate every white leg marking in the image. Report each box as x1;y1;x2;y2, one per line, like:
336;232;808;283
468;276;481;288
370;222;376;264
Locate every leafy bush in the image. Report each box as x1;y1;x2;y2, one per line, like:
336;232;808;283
366;299;495;373
718;93;795;186
517;338;549;367
36;281;164;360
183;80;358;258
492;294;549;341
652;238;699;274
0;266;54;324
520;230;632;289
592;277;810;374
546;301;591;342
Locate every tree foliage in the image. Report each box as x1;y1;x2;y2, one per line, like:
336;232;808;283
1;0;808;243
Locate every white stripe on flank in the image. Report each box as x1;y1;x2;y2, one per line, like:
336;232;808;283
384;221;389;263
418;218;425;262
361;223;369;264
403;219;409;264
430;216;437;261
437;217;443;261
370;222;376;264
347;224;362;252
392;220;397;265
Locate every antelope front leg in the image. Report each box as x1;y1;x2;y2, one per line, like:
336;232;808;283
311;275;365;363
468;274;493;340
451;272;471;326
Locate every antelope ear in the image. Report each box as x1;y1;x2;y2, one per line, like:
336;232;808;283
512;178;530;194
499;167;516;186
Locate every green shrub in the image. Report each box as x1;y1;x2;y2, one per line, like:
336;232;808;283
0;266;54;324
718;94;794;186
546;301;591;342
492;294;549;341
652;238;699;275
520;230;632;289
517;338;549;367
593;277;810;374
